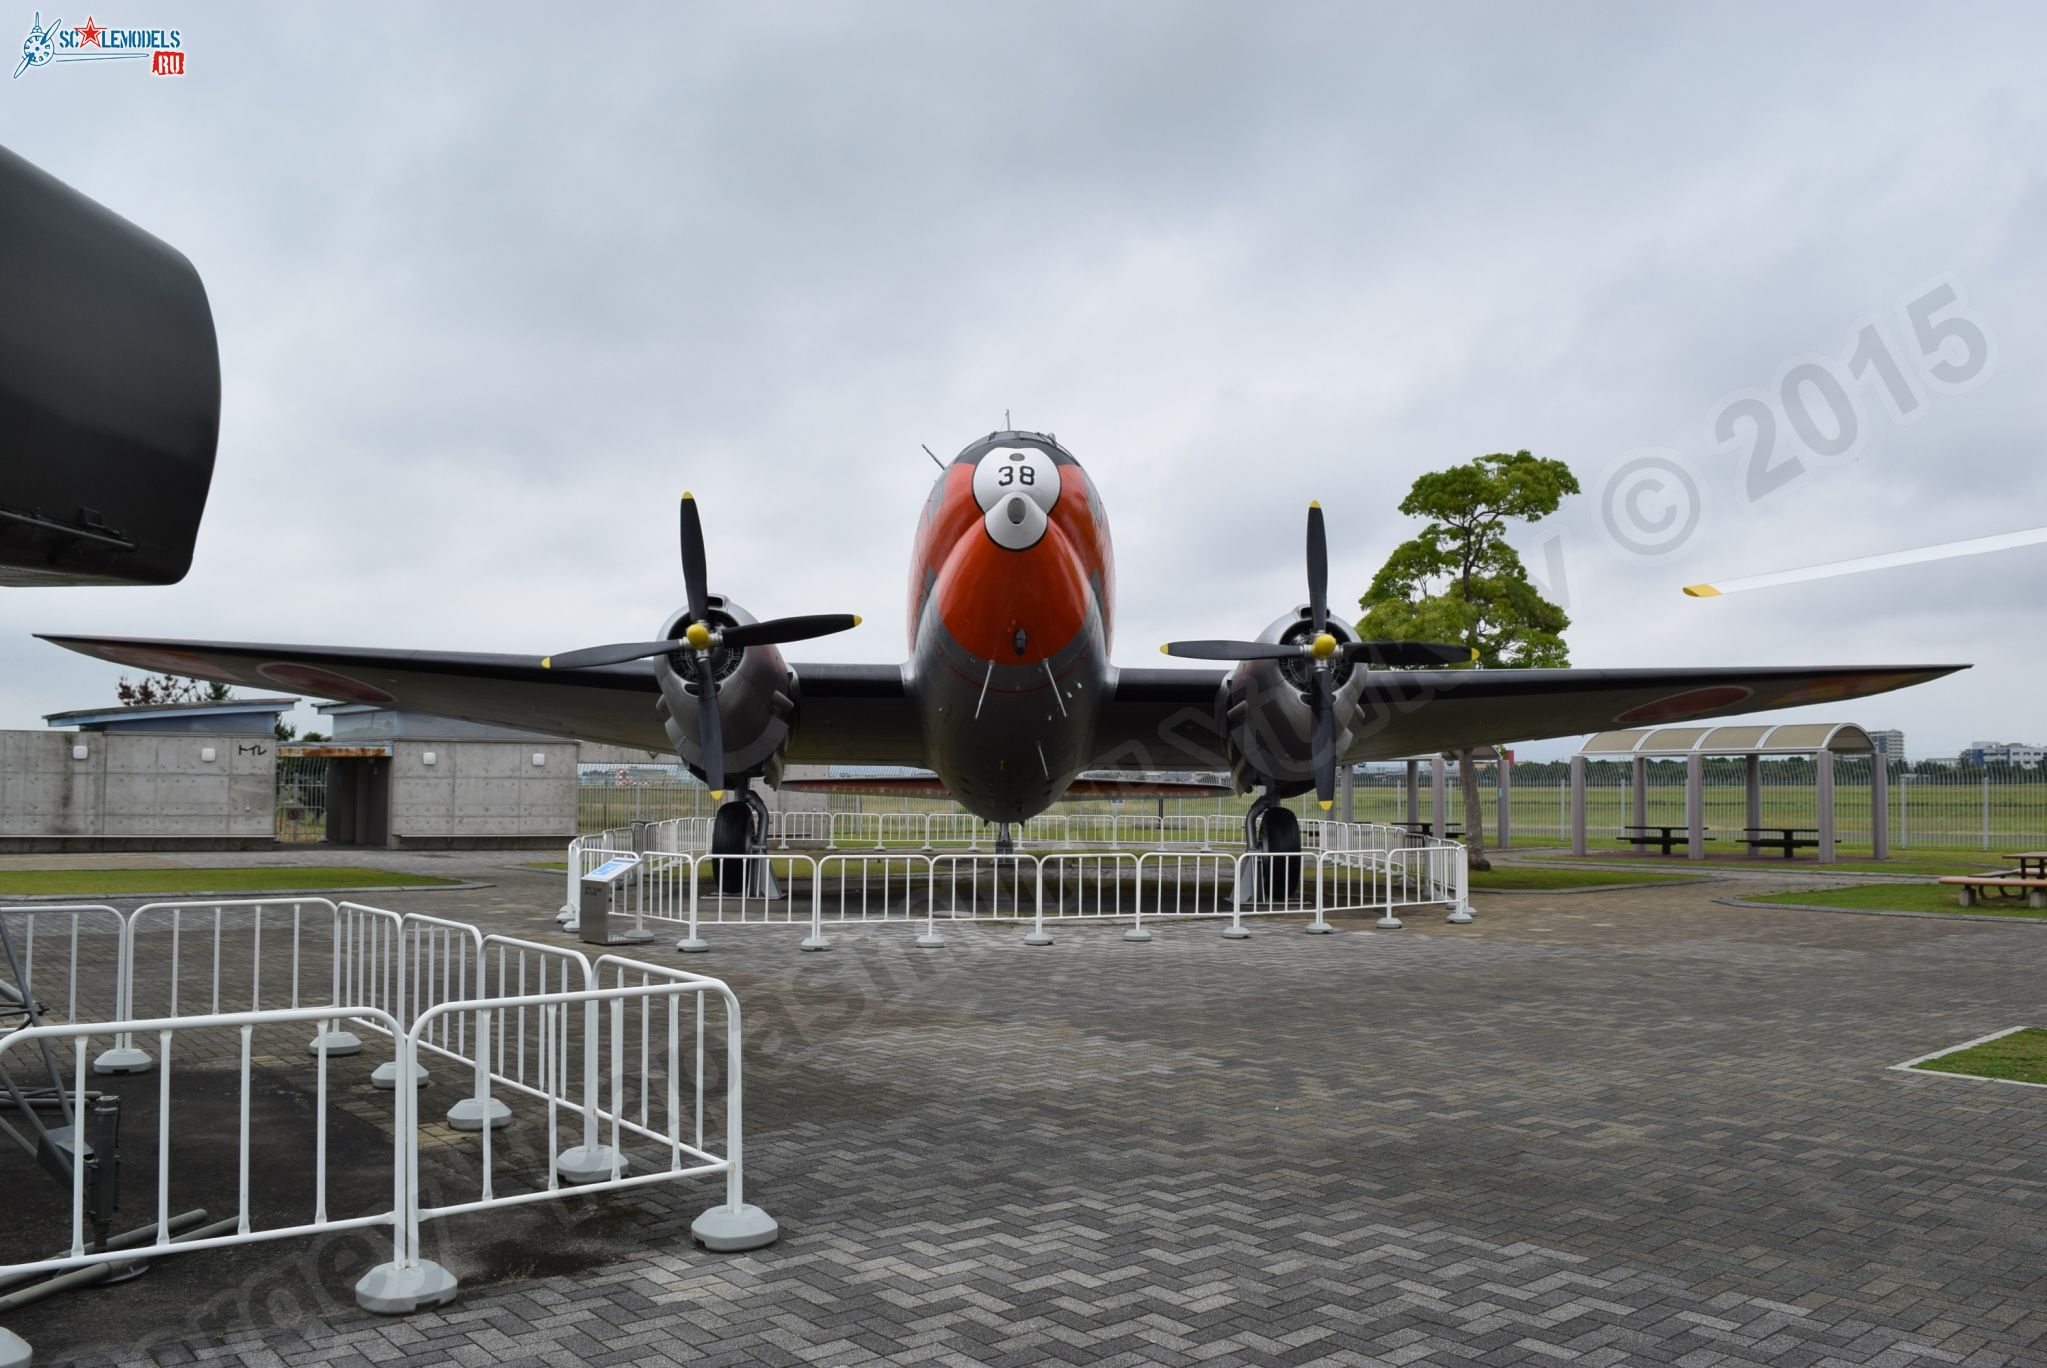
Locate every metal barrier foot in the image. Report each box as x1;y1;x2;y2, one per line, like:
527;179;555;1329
799;934;832;952
372;1062;429;1090
354;1259;458;1314
613;928;656;945
555;1144;627;1184
691;1202;780;1252
1022;930;1054;946
1376;914;1403;929
1445;905;1474;925
676;936;710;954
307;1029;362;1057
0;1326;31;1367
913;932;946;949
1304;921;1334;935
1221;926;1251;940
445;1096;511;1131
1122;927;1153;943
92;1044;154;1074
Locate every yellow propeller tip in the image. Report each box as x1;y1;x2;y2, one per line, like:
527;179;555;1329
682;491;694;501
540;657;551;669
1468;647;1480;662
1683;583;1720;597
1159;644;1171;655
853;615;863;627
1309;499;1322;509
709;789;724;800
1318;799;1333;811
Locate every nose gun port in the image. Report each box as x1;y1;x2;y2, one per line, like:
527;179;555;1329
984;489;1049;550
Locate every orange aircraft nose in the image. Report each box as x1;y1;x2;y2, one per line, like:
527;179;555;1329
931;512;1092;667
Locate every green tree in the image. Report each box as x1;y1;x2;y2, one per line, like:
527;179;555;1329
117;674;233;706
1358;450;1579;869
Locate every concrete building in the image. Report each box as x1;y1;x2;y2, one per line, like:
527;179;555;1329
1865;728;1906;763
281;705;581;848
1;698;297;850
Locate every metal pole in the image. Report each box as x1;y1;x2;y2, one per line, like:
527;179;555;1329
1569;755;1587;856
1686;751;1704;860
1745;753;1762;856
1495;750;1512;850
1815;747;1835;862
1430;755;1448;839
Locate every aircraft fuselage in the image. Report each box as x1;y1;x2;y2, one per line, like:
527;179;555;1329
906;432;1118;822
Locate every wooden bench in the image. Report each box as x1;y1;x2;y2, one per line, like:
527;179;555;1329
1937;875;2047;909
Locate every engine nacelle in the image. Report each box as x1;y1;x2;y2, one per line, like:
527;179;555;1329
651;596;797;788
1217;608;1369;796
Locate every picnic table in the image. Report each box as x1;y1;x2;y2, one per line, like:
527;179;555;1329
1395;820;1463;841
1741;826;1820;858
1617;824;1703;856
2000;851;2047;879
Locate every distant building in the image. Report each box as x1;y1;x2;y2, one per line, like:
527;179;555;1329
1865;728;1906;763
44;696;299;736
1963;741;2047;768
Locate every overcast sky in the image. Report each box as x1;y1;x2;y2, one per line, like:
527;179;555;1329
5;3;2043;760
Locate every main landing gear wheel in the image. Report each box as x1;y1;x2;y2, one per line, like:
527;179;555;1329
708;793;781;900
1249;803;1303;904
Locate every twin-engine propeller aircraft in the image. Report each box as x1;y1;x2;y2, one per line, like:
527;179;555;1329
45;430;1964;861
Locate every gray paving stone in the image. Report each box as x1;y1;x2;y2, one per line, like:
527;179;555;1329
7;864;2046;1366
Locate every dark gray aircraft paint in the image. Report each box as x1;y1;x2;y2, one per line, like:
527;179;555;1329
0;144;219;586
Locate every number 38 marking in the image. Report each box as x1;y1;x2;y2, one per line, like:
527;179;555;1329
996;464;1036;487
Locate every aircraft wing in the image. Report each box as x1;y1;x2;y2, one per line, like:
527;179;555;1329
36;634;922;765
1087;663;1968;769
39;635;1965;773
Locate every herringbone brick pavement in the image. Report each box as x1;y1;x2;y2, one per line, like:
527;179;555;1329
11;863;2046;1366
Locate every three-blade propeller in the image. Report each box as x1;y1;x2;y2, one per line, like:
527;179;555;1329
1160;502;1474;810
543;492;860;798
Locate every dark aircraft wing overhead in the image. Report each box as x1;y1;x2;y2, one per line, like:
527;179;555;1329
1087;663;1968;770
0;147;220;586
36;635;921;764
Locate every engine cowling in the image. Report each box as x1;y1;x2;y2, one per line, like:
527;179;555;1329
651;596;797;788
1217;608;1368;795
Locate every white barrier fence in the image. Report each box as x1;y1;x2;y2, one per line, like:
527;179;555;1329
580;811;1415;860
0;904;774;1350
563;824;1472;951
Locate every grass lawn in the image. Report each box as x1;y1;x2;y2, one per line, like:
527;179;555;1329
1746;882;2047;919
0;866;461;897
1912;1028;2047;1085
524;861;569;871
1471;866;1706;891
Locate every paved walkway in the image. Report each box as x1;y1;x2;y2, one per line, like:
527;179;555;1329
8;857;2045;1366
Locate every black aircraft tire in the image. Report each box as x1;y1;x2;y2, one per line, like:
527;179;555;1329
1260;805;1302;900
711;801;751;896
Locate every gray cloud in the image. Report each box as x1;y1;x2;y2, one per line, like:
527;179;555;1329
4;2;2042;758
